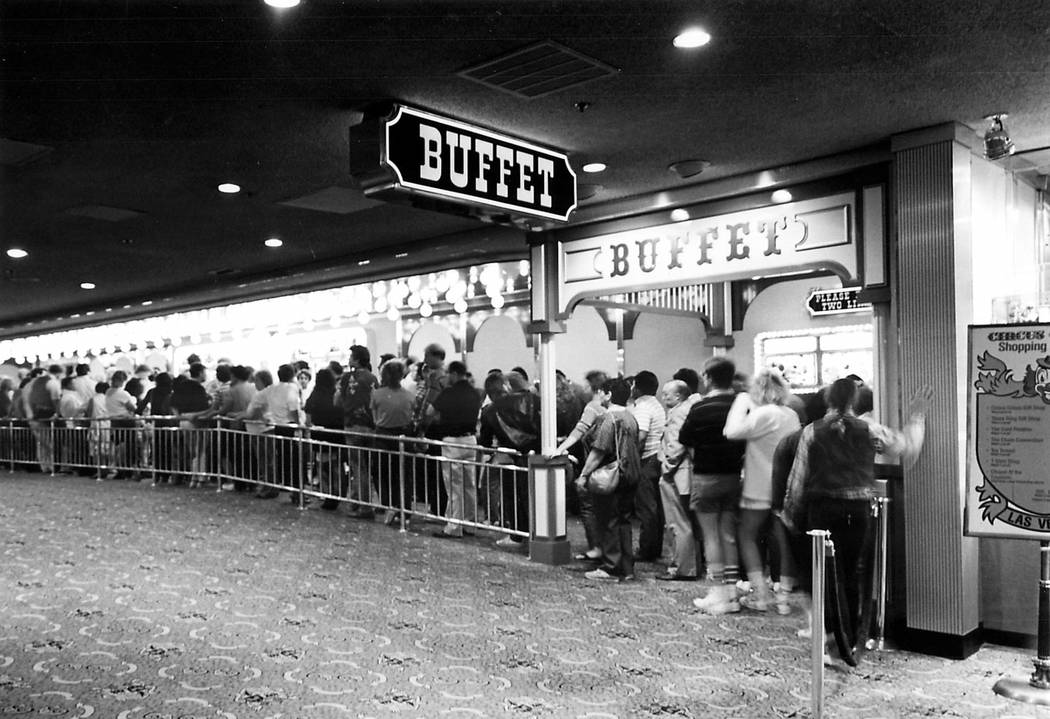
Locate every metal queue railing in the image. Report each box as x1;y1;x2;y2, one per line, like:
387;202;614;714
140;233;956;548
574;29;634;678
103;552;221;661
0;416;529;540
808;496;892;718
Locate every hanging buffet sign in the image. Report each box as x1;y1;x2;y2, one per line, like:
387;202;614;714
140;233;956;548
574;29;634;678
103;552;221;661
374;105;577;223
549;192;859;316
965;323;1050;538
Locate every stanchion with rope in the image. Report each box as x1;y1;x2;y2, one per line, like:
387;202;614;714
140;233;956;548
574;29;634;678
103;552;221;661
809;529;828;719
868;496;891;652
993;541;1050;704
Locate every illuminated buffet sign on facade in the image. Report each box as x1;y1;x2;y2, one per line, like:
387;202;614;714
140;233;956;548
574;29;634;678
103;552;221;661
381;105;578;222
556;192;858;314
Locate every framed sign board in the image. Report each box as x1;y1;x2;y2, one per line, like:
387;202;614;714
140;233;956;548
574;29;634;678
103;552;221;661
965;323;1050;538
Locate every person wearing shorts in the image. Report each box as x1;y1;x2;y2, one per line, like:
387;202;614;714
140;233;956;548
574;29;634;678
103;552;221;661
678;356;746;614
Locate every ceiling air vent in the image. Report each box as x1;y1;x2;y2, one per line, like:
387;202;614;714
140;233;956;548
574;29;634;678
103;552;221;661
459;41;619;99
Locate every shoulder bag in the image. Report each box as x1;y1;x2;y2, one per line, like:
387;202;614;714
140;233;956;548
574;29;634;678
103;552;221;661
587;417;621;495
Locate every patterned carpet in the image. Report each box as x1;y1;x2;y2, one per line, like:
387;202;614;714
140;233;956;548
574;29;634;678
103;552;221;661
2;471;1050;718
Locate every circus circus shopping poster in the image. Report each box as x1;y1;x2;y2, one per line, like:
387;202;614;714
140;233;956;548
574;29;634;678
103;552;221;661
966;323;1050;539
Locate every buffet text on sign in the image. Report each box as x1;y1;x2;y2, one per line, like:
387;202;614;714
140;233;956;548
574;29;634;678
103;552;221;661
382;105;577;222
557;193;858;313
806;288;871;316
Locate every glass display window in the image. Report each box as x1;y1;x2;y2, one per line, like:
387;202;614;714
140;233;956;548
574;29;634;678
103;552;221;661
756;324;873;393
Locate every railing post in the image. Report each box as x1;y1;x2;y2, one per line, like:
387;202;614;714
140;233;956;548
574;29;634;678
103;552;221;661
398;437;408;533
808;529;829;719
297;427;306;510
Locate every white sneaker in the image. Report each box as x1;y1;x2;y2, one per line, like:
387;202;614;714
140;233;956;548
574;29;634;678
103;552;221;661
735;580;752;595
692;588;721;610
774;590;792;616
585;568;619;581
705;598;741;615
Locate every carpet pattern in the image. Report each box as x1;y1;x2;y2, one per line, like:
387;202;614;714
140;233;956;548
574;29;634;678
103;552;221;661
2;471;1050;718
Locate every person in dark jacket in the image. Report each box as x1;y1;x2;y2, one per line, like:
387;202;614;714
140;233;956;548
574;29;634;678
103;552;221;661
678;356;746;614
479;370;540;547
430;360;483;538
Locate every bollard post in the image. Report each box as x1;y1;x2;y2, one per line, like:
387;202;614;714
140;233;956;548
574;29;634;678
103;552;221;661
994;541;1050;704
808;529;829;719
527;454;571;565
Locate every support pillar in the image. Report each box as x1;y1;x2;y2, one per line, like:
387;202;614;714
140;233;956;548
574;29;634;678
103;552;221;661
891;122;981;657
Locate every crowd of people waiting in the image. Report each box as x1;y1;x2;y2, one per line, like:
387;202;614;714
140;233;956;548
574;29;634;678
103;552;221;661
1;345;932;658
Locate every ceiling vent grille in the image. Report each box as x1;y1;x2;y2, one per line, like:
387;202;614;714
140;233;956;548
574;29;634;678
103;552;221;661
459;41;619;99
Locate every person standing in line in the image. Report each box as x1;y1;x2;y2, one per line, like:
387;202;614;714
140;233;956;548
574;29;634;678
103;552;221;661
216;365;256;490
71;363;96;407
576;378;642;582
104;370;139;479
679;356;747;614
245;364;302;500
554;380;610;562
86;380;111;472
429;360;483;539
370;359;416;525
478;370;540;549
337;345;379;518
170;363;212;487
143;372;177;484
24;364;63;474
722;369;801;611
629;370;666;562
304;368;344;510
55;375;85;473
411;344;450;516
783;378;931;656
654;379;702;581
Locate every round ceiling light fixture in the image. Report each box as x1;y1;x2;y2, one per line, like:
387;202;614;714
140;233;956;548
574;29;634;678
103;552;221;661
80;282;96;290
668;159;710;179
673;27;712;49
582;162;607;173
6;248;28;259
217;183;241;194
771;189;793;204
264;238;283;248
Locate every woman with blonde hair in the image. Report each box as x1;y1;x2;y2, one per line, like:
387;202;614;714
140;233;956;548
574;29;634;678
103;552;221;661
723;368;801;612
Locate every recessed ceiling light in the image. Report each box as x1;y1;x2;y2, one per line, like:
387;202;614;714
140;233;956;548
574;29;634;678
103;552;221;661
771;189;793;204
265;238;283;248
141;300;153;306
674;27;712;49
264;0;300;7
6;248;28;259
668;159;710;179
670;209;690;222
217;183;241;194
80;282;96;290
394;252;409;259
582;162;607;173
358;259;371;266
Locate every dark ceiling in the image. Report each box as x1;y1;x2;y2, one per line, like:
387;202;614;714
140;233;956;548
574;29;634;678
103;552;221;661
2;0;1049;339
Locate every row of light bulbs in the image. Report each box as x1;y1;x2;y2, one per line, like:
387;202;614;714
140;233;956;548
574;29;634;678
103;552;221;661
2;262;528;364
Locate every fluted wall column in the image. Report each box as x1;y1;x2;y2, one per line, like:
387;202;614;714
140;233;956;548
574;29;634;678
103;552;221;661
892;123;981;655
